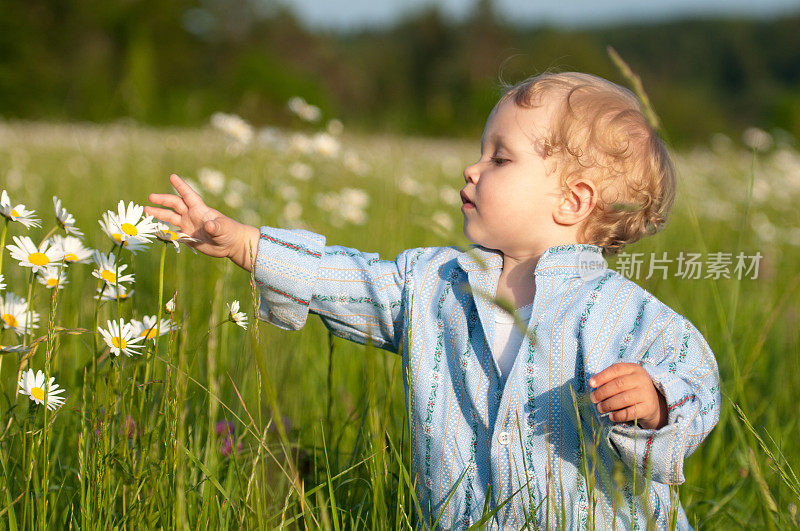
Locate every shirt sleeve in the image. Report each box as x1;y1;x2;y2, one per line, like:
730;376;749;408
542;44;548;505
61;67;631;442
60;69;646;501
252;226;409;352
600;315;721;485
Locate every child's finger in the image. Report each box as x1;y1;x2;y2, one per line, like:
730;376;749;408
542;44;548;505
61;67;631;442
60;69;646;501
596;390;640;414
608;404;647;423
169;173;204;207
148;193;188;215
204;219;222;236
590;375;636;403
144;206;182;227
589;362;637;388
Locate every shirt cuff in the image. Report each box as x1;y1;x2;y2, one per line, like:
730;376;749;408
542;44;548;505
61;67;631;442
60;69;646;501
252;226;326;330
603;362;693;485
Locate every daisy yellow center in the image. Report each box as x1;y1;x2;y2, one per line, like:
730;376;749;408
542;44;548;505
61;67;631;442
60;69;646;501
111;233;129;246
11;208;19;217
111;336;127;349
121;223;138;236
29;252;50;266
2;314;18;328
100;270;117;283
140;328;158;339
30;386;45;401
64;252;79;262
47;278;58;287
164;230;177;240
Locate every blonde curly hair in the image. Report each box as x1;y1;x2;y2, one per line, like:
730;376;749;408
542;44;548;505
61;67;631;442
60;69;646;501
500;71;675;255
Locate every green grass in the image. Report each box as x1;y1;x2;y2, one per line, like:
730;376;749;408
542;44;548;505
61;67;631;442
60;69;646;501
0;117;798;529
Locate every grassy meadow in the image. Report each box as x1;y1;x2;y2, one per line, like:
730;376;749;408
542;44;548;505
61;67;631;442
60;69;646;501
0;114;798;529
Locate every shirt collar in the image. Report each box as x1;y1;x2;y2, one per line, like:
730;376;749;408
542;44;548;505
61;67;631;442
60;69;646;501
455;246;504;272
456;243;606;278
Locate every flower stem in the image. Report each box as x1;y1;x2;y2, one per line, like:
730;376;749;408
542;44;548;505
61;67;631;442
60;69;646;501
38;225;58;248
113;245;123;331
24;271;34;346
156;244;166;347
40;263;61;530
15;271;36;402
140;244;166;414
91;277;105;396
0;218;8;279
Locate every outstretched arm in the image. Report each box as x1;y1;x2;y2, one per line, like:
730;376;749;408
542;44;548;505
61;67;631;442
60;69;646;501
252;225;413;352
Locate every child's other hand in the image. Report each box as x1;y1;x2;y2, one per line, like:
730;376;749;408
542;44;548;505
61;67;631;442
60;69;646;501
588;363;668;429
146;174;261;271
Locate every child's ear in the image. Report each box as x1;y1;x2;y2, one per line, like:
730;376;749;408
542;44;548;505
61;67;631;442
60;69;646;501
553;178;597;226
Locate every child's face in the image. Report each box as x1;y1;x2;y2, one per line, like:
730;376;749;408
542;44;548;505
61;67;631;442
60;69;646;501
460;97;565;256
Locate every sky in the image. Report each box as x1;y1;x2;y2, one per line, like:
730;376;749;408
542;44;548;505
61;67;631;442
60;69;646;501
279;0;800;31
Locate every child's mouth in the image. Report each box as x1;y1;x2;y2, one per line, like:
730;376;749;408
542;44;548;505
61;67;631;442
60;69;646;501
460;190;475;209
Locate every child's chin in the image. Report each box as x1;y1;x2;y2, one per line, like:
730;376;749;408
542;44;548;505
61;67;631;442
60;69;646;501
462;230;489;249
461;226;477;245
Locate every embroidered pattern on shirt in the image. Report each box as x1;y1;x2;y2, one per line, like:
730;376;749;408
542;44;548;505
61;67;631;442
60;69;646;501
255;279;310;306
619;297;650;359
312;293;402;311
576;271;614;392
678;320;691;363
424;279;452;490
261;233;321;257
523;324;539;516
324;248;380;265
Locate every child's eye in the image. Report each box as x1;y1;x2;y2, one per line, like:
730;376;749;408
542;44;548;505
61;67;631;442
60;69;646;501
491;156;510;165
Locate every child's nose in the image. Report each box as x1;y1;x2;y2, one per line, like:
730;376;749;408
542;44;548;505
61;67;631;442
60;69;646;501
463;162;479;183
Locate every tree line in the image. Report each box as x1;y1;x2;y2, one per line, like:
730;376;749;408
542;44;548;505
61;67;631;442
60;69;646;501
1;0;798;145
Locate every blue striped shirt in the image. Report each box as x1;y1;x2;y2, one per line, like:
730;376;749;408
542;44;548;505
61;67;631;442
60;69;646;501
253;226;721;530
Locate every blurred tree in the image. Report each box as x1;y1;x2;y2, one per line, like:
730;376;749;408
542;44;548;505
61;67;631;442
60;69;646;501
0;0;798;145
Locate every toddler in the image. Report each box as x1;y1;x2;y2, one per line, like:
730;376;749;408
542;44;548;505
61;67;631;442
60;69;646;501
147;71;720;529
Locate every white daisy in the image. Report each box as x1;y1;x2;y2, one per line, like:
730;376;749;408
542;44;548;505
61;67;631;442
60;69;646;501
0;292;39;336
37;266;68;290
98;211;147;253
95;283;134;302
164;294;176;314
287;96;321;123
0;190;41;229
154;223;198;253
211;112;254;145
7;236;63;274
98;201;157;253
98;319;144;357
113;200;157;240
130;315;178;340
198;168;226;195
312;132;340;157
91;250;135;287
327;119;344;135
50;235;93;264
18;369;66;410
227;300;248;330
288;161;313;181
52;196;83;237
0;274;5;291
431;211;454;235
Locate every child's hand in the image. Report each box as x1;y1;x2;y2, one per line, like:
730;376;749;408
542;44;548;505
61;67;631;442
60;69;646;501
588;363;668;429
146;174;261;271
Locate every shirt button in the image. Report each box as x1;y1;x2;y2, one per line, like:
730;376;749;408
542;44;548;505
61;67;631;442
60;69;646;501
498;431;510;445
